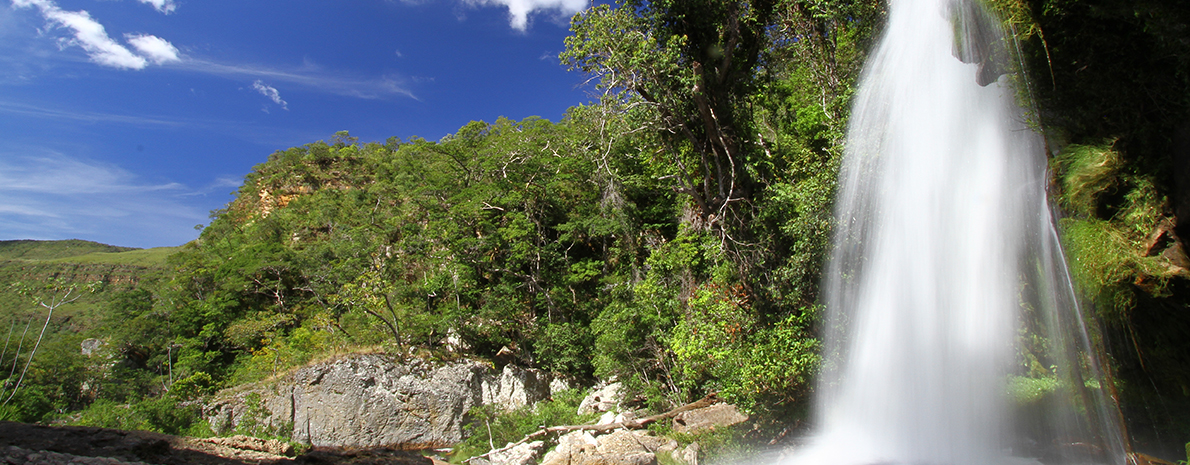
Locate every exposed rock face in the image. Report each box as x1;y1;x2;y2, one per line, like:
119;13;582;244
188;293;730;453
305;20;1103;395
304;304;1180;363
577;382;623;416
81;338;104;356
206;354;554;448
483;365;553;411
540;430;676;465
671;404;747;434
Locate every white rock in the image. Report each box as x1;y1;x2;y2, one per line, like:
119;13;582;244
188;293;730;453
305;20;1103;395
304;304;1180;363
577;381;623;415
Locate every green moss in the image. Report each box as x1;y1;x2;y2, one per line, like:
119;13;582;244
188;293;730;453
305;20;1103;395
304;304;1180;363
1053;142;1175;321
1052;143;1123;219
1007;375;1059;405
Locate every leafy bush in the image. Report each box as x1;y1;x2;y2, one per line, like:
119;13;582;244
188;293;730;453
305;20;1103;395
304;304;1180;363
73;397;206;435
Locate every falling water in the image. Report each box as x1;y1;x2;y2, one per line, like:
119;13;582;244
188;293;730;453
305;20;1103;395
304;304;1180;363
785;0;1128;464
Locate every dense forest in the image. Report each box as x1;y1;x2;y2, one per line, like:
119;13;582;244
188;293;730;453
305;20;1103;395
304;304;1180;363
0;0;1187;460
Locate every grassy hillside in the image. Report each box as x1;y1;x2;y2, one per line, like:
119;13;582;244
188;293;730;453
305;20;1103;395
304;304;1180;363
0;241;177;344
0;240;136;261
44;246;180;268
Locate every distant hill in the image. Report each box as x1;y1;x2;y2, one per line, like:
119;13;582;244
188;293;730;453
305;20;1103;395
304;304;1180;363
0;239;136;261
0;240;177;334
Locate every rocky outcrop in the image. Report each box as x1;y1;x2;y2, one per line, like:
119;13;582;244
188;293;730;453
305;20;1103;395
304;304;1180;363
577;382;623;416
482;365;553;411
205;354;555;448
540;430;678;465
671;404;747;434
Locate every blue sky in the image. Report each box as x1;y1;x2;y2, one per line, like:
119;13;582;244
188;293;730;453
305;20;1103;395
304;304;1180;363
1;0;599;248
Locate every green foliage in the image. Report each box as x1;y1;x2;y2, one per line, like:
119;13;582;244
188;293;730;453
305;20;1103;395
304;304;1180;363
47;247;180;267
535;323;594;377
1010;1;1190;450
73;397;207;436
170;372;216;401
1053;143;1124;219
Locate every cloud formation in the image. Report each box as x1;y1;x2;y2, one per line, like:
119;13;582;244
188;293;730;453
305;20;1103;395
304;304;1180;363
12;0;180;70
181;59;415;100
0;100;186;126
126;33;180;64
136;0;177;14
252;80;289;110
465;0;586;31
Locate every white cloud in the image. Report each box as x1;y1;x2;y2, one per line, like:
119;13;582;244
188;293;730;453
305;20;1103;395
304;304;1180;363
252;80;288;110
0;152;181;195
0;99;186;126
180;59;416;100
136;0;177;14
465;0;586;31
12;0;180;70
43;8;147;69
126;33;180;64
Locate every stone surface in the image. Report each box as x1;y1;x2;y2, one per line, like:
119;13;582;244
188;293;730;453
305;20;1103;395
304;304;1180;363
549;377;573;396
194;436;294;456
205;354;554;448
577;382;623;415
671;442;699;465
471;441;545;465
483;365;553;411
81;338;104;356
540;430;674;465
671;404;747;434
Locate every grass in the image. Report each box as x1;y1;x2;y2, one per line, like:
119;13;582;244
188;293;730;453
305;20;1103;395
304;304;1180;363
0;239;135;261
45;247;180;268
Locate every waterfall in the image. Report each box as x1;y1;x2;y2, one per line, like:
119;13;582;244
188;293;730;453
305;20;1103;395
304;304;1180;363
784;0;1128;464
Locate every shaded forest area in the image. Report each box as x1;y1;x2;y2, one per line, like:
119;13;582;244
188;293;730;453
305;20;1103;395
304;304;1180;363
0;0;1187;459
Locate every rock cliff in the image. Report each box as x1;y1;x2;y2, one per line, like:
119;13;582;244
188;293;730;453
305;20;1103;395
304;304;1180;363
205;354;555;448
